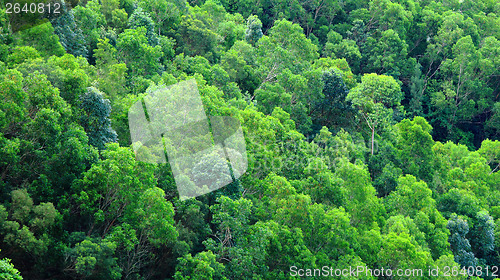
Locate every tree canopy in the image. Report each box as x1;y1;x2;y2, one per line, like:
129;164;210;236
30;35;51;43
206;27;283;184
0;0;499;279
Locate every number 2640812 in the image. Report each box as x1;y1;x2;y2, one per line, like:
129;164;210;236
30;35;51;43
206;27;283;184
5;2;60;14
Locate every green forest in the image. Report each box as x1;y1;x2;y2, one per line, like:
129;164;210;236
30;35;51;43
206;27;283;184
0;0;500;278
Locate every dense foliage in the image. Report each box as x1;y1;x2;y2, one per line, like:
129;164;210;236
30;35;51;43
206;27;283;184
0;0;499;279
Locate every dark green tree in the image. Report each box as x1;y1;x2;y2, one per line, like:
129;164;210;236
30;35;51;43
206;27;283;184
79;87;117;150
312;69;355;130
51;6;88;58
447;214;478;268
244;15;263;46
470;210;495;264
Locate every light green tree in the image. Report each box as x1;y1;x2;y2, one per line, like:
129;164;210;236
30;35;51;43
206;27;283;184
0;253;23;280
346;73;403;155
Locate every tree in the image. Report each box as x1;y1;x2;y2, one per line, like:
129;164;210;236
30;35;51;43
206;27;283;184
312;68;355;130
447;214;478;268
302;163;346;207
334;159;385;230
424;11;480;78
255;19;318;88
323;31;361;72
116;27;163;78
204;196;262;278
437;188;482;218
48;54;91;106
384;174;452;258
377;232;433;279
70;144;177;278
138;0;182;36
6;46;40;67
386;175;434;217
2;0;500;278
15;54;90;107
51;6;88;58
127;7;157;45
395;117;435;182
119;187;178;278
220;40;260;94
433;254;469;279
174;251;226;280
367;0;413;39
469;210;495;264
346;73;403;155
0;254;23;280
15;22;65;57
431;35;488;143
478;139;500;173
0;69;27;136
79;87;117;150
110;8;128;32
100;0;120;23
173;199;212;254
65;237;122;280
94;38;128;98
175;14;220;60
217;13;245;51
0;190;60;266
0;68;82;195
254;68;321;134
126;187;177;247
72;0;106;63
37;126;99;202
254;221;315;278
244;15;263;46
362;29;414;78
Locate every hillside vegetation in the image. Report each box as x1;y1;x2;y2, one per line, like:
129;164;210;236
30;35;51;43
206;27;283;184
0;0;499;279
